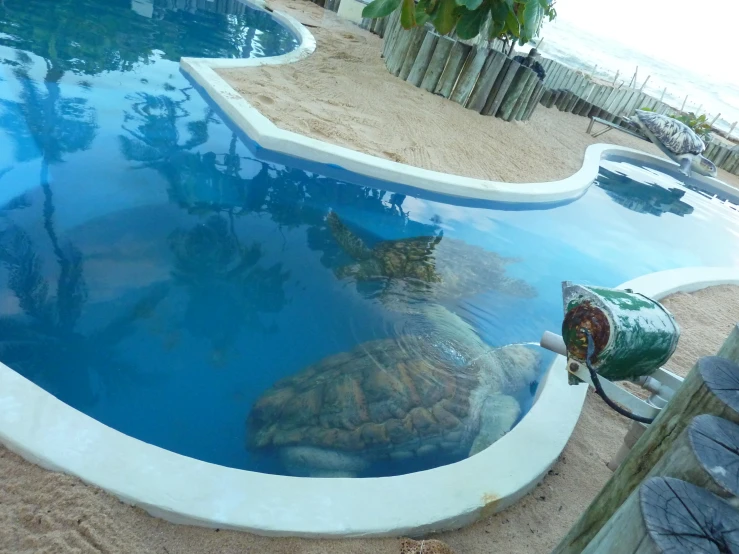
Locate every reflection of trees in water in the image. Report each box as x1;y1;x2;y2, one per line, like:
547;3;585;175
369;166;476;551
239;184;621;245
119;89;218;190
0;61;97;167
0;0;296;79
0;54;98;257
596;167;695;217
168;214;289;366
0;218;168;409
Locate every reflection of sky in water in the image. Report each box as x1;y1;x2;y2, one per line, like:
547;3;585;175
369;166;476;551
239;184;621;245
1;0;739;478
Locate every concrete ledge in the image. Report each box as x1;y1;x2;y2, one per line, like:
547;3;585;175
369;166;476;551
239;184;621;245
2;267;738;536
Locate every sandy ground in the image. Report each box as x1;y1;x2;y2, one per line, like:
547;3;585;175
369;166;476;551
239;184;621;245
2;285;738;554
218;0;739;190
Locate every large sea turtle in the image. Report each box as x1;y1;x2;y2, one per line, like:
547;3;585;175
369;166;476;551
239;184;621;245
326;211;536;308
633;110;717;178
247;304;540;477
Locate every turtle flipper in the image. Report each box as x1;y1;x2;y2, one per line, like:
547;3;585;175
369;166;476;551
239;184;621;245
326;212;373;261
279;446;369;477
468;394;521;457
678;157;692;177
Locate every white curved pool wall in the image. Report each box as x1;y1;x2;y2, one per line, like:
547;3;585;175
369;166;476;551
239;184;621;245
2;266;739;536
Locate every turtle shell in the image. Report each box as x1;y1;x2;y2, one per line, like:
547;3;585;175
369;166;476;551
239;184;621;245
636;110;705;155
247;336;538;460
328;211;536;302
339;235;536;302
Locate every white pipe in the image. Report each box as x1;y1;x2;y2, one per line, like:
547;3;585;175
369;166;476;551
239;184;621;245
540;331;567;356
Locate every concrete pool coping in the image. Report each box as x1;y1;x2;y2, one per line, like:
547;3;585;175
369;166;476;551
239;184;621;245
2;267;739;537
179;4;737;205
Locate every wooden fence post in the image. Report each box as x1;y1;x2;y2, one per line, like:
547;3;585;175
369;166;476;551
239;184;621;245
522;81;544;120
581;478;739;554
420;36;454;92
495;62;526;119
397;27;427;80
434;41;471;98
551;325;739;554
407;32;439;86
466;50;506;113
512;70;539;120
449;47;488;105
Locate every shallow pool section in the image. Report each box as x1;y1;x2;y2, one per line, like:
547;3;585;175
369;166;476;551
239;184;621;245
1;0;739;480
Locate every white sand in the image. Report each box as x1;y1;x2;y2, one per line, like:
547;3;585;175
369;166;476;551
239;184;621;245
2;285;738;553
218;0;739;190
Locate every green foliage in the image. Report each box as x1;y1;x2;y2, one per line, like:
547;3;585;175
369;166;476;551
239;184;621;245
363;0;556;44
674;112;712;142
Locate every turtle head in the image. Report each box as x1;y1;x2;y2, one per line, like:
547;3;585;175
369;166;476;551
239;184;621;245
692;155;717;178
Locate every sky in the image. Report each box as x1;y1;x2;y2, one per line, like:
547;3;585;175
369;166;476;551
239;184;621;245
551;0;739;84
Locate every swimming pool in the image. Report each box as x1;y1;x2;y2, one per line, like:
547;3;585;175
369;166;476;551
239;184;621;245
1;0;739;483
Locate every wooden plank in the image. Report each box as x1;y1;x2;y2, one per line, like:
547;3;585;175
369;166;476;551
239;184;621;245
547;90;561;109
554;65;569;89
486;59;521;117
565;77;584;112
513;70;539;120
377;17;388;38
386;24;415;76
613;89;634;118
539;89;552;107
578;99;594;117
557;91;572;111
398;27;428;81
726;152;739;173
603;90;625;121
467;50;506;113
449;47;488;106
715;145;732;167
554;67;570;90
705;143;719;160
480;56;513;115
551;332;739;554
527;82;546;119
381;11;402;60
435;41;471;98
420;36;455;92
582;477;739;554
563;71;579;91
521;80;544;121
548;65;562;89
717;146;732;167
498;64;531;120
407;32;439;86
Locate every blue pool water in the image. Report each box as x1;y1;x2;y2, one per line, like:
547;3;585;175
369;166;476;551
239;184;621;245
1;0;739;478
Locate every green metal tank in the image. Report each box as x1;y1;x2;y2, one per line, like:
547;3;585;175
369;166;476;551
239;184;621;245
561;282;680;381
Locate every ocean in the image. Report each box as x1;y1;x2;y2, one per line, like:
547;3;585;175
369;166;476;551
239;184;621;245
535;19;739;140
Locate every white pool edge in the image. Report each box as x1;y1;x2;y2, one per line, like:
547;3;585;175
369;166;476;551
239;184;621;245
2;267;738;536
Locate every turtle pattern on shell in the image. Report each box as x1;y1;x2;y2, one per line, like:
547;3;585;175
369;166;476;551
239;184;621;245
247;305;539;468
326;211;537;304
635;110;705;156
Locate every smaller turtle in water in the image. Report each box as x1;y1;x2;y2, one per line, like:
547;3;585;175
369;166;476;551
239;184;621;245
326;212;536;307
633;110;717;178
247;304;539;477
